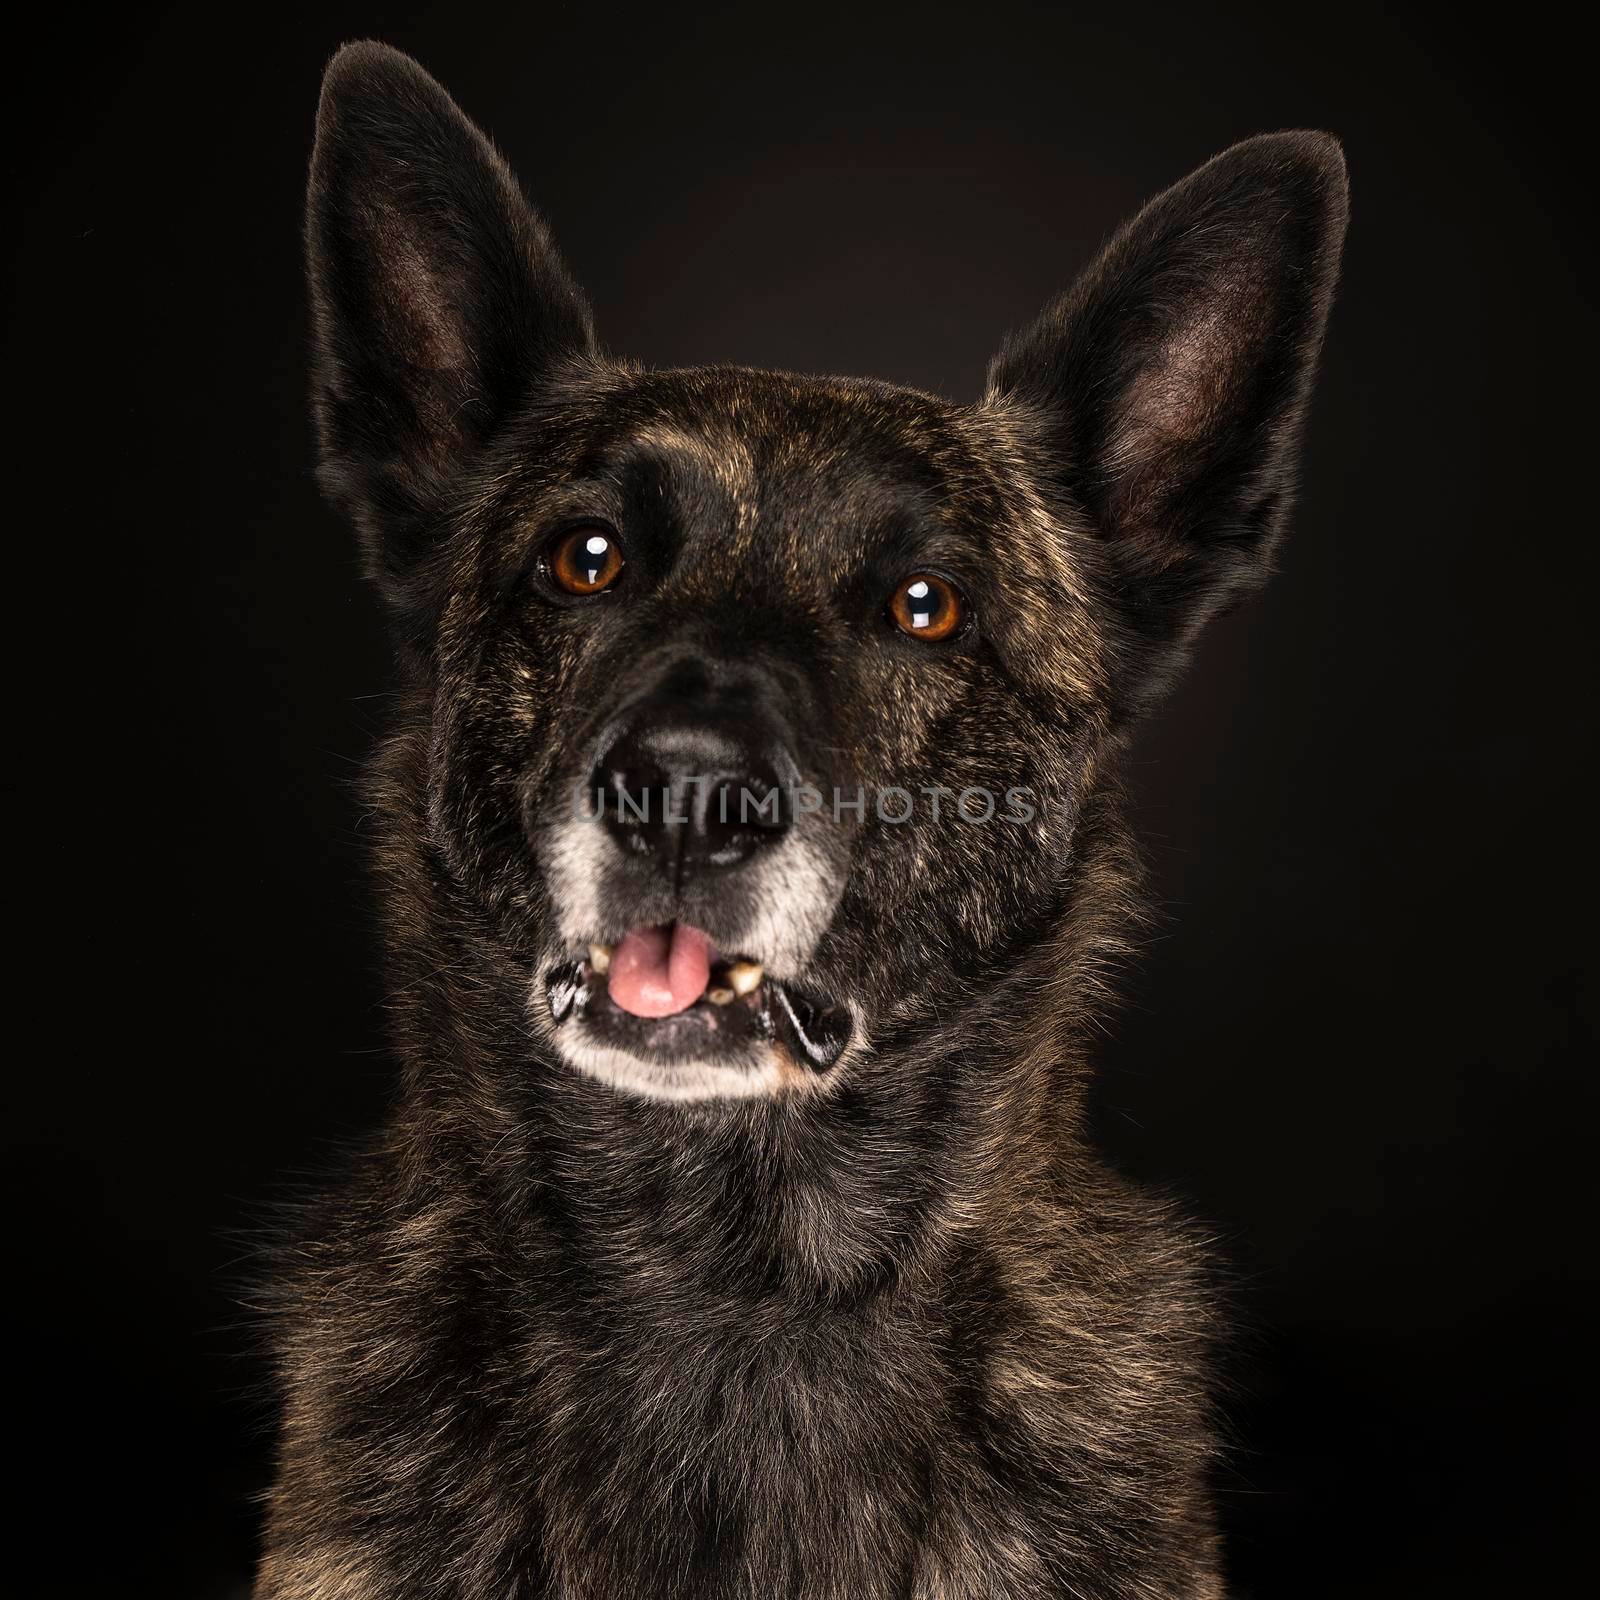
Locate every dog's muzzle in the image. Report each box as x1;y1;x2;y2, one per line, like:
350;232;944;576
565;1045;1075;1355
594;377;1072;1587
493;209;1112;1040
534;653;852;1099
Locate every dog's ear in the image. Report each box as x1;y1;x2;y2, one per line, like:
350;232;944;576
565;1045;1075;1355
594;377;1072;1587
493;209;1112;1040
307;42;596;607
986;132;1347;702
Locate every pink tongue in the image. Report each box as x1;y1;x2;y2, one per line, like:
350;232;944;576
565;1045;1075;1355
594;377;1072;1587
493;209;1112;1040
607;923;715;1018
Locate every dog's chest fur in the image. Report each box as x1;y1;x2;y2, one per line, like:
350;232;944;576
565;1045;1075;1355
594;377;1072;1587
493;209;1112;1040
261;1120;1218;1600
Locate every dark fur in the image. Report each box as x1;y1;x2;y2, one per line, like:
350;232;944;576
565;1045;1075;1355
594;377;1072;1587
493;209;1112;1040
258;40;1346;1598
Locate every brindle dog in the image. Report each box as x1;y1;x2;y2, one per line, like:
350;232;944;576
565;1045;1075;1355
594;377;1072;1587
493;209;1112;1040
257;40;1346;1598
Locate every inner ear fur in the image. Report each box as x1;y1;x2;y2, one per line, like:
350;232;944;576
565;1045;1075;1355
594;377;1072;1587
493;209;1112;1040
986;131;1348;687
306;41;597;605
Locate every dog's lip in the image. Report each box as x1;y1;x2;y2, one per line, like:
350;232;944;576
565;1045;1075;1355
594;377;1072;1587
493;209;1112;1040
545;948;852;1073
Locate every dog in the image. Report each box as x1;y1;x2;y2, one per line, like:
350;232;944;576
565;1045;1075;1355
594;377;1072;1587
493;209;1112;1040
255;39;1346;1598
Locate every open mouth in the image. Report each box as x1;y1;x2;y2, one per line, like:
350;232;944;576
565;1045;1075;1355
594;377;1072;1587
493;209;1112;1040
545;921;851;1076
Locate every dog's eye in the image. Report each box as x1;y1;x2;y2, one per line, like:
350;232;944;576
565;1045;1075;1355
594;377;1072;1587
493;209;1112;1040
887;573;966;641
547;527;625;595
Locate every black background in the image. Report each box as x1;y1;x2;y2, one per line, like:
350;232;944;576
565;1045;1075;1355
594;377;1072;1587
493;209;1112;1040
10;2;1593;1594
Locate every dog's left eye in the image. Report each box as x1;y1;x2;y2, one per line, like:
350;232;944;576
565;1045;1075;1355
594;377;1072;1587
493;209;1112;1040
887;573;967;641
547;527;625;595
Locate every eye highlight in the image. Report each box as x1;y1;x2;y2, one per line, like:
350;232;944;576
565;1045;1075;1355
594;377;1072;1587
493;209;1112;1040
887;572;966;641
547;526;625;595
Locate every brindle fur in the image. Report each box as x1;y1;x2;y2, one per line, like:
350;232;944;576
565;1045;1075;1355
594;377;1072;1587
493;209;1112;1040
256;41;1347;1598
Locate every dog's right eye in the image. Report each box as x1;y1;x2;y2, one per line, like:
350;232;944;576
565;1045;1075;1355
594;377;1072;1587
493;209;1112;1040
547;527;625;596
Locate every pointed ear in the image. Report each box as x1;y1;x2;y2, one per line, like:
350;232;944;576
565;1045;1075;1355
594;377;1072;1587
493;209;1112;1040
307;42;597;605
985;132;1348;699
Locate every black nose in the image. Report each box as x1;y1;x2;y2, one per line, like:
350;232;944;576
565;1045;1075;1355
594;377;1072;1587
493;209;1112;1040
590;677;792;881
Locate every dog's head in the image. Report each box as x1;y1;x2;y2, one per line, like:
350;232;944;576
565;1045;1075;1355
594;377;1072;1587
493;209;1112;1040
307;43;1346;1103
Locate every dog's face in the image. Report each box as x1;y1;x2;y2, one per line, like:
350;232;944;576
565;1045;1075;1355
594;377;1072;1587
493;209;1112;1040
307;44;1346;1101
425;371;1107;1099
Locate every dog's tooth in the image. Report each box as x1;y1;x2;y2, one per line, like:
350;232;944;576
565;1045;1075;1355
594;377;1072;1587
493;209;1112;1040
707;986;736;1007
588;943;612;974
726;961;764;996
